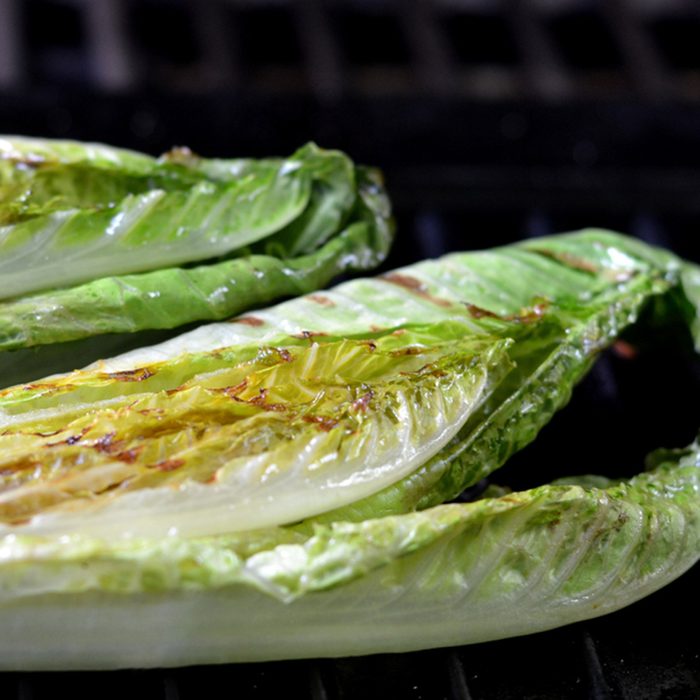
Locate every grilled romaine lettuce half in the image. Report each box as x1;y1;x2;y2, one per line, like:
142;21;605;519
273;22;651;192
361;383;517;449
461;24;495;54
0;137;392;352
0;229;697;669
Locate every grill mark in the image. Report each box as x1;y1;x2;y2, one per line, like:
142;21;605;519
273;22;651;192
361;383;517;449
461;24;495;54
217;380;248;398
92;432;120;454
233;316;265;327
114;447;143;464
527;248;637;284
276;348;293;362
46;427;91;447
294;330;328;340
19;382;76;393
390;347;424;357
382;273;453;307
150;459;185;472
105;368;155;382
352;390;374;412
465;301;549;324
302;415;339;432
29;429;62;438
244;388;287;412
465;304;502;320
307;294;336;307
529;247;601;275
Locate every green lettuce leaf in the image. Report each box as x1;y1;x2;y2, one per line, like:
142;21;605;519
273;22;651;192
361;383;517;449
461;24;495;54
0;325;513;538
84;228;683;524
0;139;392;351
0;229;697;669
0;437;696;669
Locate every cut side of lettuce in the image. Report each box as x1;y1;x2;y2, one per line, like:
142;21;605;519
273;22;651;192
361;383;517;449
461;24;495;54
0;138;392;352
0;327;513;538
0;229;697;669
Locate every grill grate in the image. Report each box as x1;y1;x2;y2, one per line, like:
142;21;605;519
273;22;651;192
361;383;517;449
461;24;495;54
1;0;700;100
0;95;699;697
2;2;700;698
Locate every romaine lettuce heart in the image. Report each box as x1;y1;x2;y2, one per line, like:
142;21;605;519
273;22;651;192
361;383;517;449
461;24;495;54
0;437;696;669
0;228;698;669
0;139;392;354
0;329;513;538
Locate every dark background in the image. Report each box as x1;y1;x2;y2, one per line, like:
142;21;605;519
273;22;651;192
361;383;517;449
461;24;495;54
1;1;700;698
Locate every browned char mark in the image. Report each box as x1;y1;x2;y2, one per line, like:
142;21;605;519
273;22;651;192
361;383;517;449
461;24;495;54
233;316;266;327
302;415;340;432
307;294;336;307
352;390;374;412
465;301;549;324
104;368;155;382
150;459;185;472
529;247;601;275
294;330;329;340
382;273;453;308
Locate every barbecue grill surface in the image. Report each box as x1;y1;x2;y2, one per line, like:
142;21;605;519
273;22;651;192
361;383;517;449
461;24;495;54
1;1;700;698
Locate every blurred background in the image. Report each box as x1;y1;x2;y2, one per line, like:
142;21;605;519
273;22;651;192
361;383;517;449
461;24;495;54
2;1;700;699
2;0;700;264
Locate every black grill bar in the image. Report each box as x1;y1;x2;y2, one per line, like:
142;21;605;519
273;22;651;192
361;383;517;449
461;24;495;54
400;0;455;96
0;0;24;88
15;677;32;700
84;0;136;91
446;651;473;700
603;0;670;99
308;663;330;700
192;0;239;91
3;0;700;100
582;632;615;700
508;0;573;100
1;4;700;698
297;0;344;99
162;674;180;700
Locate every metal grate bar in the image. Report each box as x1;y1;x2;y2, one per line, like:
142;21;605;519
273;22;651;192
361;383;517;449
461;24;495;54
309;663;330;700
604;0;671;99
0;0;24;88
163;674;180;700
508;0;572;99
582;632;615;700
192;0;239;89
447;652;473;700
84;0;137;91
297;0;344;100
4;0;700;100
401;0;456;96
15;677;32;700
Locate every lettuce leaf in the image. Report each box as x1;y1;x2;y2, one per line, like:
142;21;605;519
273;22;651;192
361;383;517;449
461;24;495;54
0;139;392;351
0;326;513;538
0;229;697;669
0;439;695;669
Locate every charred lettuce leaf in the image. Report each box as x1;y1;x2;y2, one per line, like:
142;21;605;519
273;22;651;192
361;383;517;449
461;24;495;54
0;138;392;352
0;326;513;538
0;229;697;669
